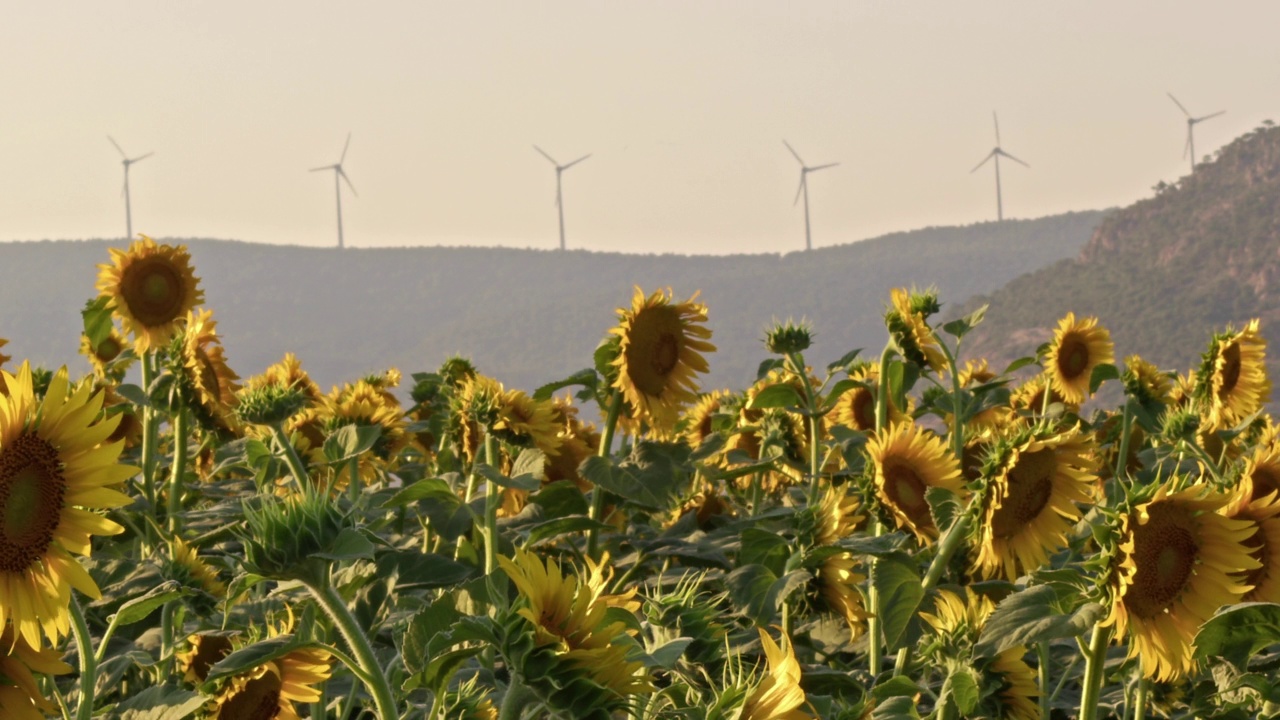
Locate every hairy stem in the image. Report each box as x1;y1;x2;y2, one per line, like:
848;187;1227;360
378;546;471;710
587;391;622;558
307;579;399;720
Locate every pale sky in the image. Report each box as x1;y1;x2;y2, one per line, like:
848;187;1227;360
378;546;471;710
3;1;1277;255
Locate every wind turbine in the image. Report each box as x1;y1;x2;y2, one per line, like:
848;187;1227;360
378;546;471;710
970;112;1029;222
783;141;838;251
1168;93;1225;174
311;133;357;249
108;137;153;241
533;146;591;251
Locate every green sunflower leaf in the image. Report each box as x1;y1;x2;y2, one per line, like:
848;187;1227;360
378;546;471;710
1193;602;1280;670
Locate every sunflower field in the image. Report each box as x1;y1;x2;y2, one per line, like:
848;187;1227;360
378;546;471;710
3;236;1280;720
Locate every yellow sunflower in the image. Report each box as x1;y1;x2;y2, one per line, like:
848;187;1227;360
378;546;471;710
1010;374;1076;415
740;629;809;720
245;352;322;404
1243;443;1280;504
0;363;134;649
453;374;505;465
170;536;227;598
0;626;72;719
321;379;412;482
610;287;715;433
887;287;945;373
867;421;965;543
79;329;130;378
811;486;868;638
175;632;235;685
683;389;731;449
1199;319;1271;430
831;364;908;432
179;309;241;431
1123;354;1173;408
210;646;332;720
544;398;598;492
1045;312;1114;406
494;388;562;455
1105;482;1259;681
973;426;1099;580
1223;473;1280;603
96;235;204;352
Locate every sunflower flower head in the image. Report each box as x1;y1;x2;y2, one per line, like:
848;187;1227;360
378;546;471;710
737;629;810;720
0;363;135;649
868;421;965;544
1223;468;1280;603
96;235;204;352
175;632;236;685
885;287;945;373
79;328;132;380
208;644;332;720
645;572;729;671
0;626;73;718
764;318;814;355
493;388;562;455
237;385;308;427
1045;312;1114;406
609;287;715;433
166;536;228;607
439;355;478;388
170;309;241;433
240;487;354;586
1123;354;1174;409
1195;319;1271;430
245;353;322;405
831;362;910;433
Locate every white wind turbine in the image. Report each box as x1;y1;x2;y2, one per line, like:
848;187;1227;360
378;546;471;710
311;133;358;249
970;112;1029;222
1168;93;1225;174
533;146;591;251
108;136;153;241
783;141;838;251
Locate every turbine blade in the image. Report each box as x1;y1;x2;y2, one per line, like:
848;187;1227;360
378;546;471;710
970;151;995;173
793;173;806;205
1195;110;1226;123
340;132;352;164
131;152;154;163
809;162;839;172
533;145;558;165
1167;92;1191;117
999;150;1030;168
309;165;332;172
562;153;592;170
108;136;126;158
993;111;1001;146
339;167;358;197
783;140;804;165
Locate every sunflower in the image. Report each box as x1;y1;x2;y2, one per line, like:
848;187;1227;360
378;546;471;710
169;536;227;599
831;364;908;432
1123;354;1173;408
973;426;1099;580
0;363;134;649
493;388;562;455
1044;312;1114;406
684;390;731;449
79;328;130;378
1223;473;1280;603
739;629;809;720
209;646;332;720
245;353;322;405
175;632;235;685
177;313;238;431
321;379;412;482
1197;319;1271;430
1010;374;1075;415
0;626;72;719
1105;482;1259;681
96;236;204;352
610;287;715;433
867;421;964;543
0;338;10;368
452;374;505;464
886;287;945;373
544;398;599;492
669;480;734;530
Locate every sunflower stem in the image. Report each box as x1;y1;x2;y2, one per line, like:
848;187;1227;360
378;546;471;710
499;677;535;720
785;351;824;501
348;456;361;505
1132;674;1148;720
166;406;189;533
139;351;158;520
867;343;897;677
307;577;400;720
1078;623;1111;720
69;596;98;720
937;339;966;464
270;422;311;492
891;505;974;678
1038;642;1052;720
587;390;622;558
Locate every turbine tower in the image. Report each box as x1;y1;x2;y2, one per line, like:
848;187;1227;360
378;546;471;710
783;140;838;251
311;133;357;249
970;112;1029;222
533;146;591;251
108;137;153;241
1168;93;1225;174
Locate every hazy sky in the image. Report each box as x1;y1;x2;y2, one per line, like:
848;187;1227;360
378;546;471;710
4;2;1278;255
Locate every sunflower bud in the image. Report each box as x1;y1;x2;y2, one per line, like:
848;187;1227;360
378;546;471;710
237;385;308;426
764;319;813;355
439;355;478;388
240;488;354;586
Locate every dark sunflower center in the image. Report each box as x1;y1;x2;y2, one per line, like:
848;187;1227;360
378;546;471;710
1218;343;1242;397
624;306;683;397
217;665;284;720
108;410;141;445
97;336;123;363
852;389;875;430
187;635;234;683
1057;335;1090;380
1126;503;1199;618
1251;464;1280;502
882;460;931;524
0;434;66;573
990;448;1056;538
695;403;719;441
121;257;186;327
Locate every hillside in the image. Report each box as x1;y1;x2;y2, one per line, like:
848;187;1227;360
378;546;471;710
964;121;1280;378
0;212;1102;393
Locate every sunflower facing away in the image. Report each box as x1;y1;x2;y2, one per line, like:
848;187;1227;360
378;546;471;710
886;287;945;373
973;426;1099;580
739;629;809;720
1197;319;1271;430
0;625;72;720
209;645;333;720
0;363;134;649
1104;481;1258;681
178;309;241;431
610;287;715;433
1045;312;1114;406
868;421;965;543
96;235;204;352
245;352;323;405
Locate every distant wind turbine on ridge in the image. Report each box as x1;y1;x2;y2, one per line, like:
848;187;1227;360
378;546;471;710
311;133;357;249
783;140;838;251
970;112;1028;222
533;146;591;251
108;136;153;241
1168;93;1225;174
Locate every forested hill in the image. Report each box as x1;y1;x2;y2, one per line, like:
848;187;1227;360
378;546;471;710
0;211;1102;393
964;121;1280;377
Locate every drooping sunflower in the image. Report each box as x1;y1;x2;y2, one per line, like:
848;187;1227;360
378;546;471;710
1045;312;1114;405
831;363;908;432
739;629;809;720
175;632;235;685
1222;473;1280;603
886;287;946;373
176;309;241;432
245;352;323;405
96;235;204;352
809;485;868;638
493;388;562;456
544;397;599;492
452;374;505;465
867;421;965;543
1105;482;1259;681
209;646;333;720
1196;319;1271;430
321;378;412;482
79;328;130;378
0;363;135;649
0;626;72;719
973;426;1099;580
610;287;715;433
169;536;227;599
